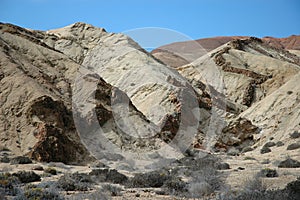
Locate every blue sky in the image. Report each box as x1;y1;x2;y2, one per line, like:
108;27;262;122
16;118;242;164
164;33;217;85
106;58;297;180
1;0;300;48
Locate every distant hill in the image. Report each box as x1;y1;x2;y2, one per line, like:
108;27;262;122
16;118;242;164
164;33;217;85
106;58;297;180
151;35;300;68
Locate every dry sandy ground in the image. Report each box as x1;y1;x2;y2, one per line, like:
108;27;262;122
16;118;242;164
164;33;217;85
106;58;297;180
1;146;299;200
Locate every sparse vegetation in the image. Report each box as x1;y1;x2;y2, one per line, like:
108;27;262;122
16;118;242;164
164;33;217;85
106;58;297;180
285;177;300;199
10;156;32;164
287;143;300;150
278;158;300;168
0;172;20;196
244;156;256;160
44;167;57;175
276;141;284;147
101;184;122;196
0;146;10;152
260;146;271;154
57;172;93;191
162;176;187;195
188;181;213;198
216;162;230;170
186;166;225;198
241;146;253;153
14;184;63;200
12;171;41;183
90;169;128;184
264;141;276;148
227;148;239;156
0;156;10;163
258;168;278;178
216;175;300;200
290;131;300;138
127;169;170;188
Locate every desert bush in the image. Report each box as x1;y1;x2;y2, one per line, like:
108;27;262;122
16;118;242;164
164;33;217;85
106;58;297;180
0;145;10;151
32;165;43;171
264;142;276;148
244;156;256;160
65;189;109;200
260;146;271;154
89;160;107;168
0;172;20;195
216;162;230;170
44;167;57;175
127;171;170;188
0;156;10;163
162;176;187;195
216;174;296;200
177;154;220;170
285;177;300;199
226;189;290;200
261;159;270;164
10;156;32;164
287;143;300;150
57;172;93;191
89;169;128;184
12;171;41;183
241;146;253;153
188;181;213;198
227;148;239;156
258;168;278;178
278;158;300;168
290;131;300;139
14;184;63;200
186;166;224;198
101;184;122;196
127;169;170;188
276;141;284;147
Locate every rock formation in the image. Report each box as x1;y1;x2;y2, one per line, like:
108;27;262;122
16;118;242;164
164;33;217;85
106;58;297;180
152;35;300;68
1;22;299;166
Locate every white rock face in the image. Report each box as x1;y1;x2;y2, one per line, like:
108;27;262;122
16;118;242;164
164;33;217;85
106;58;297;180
45;23;206;169
177;38;300;110
48;23;200;126
241;71;300;145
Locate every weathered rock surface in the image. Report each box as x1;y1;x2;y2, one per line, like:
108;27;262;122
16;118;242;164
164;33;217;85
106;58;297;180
155;37;300;152
241;71;300;151
0;23;92;164
0;23;206;166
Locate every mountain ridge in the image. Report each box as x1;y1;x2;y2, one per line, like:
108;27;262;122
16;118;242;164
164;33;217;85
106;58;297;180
151;35;300;68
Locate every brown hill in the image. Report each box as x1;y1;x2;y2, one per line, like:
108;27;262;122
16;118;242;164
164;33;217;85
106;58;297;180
152;35;300;68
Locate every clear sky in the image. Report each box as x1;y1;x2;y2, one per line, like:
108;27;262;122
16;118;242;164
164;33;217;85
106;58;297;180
1;0;300;48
